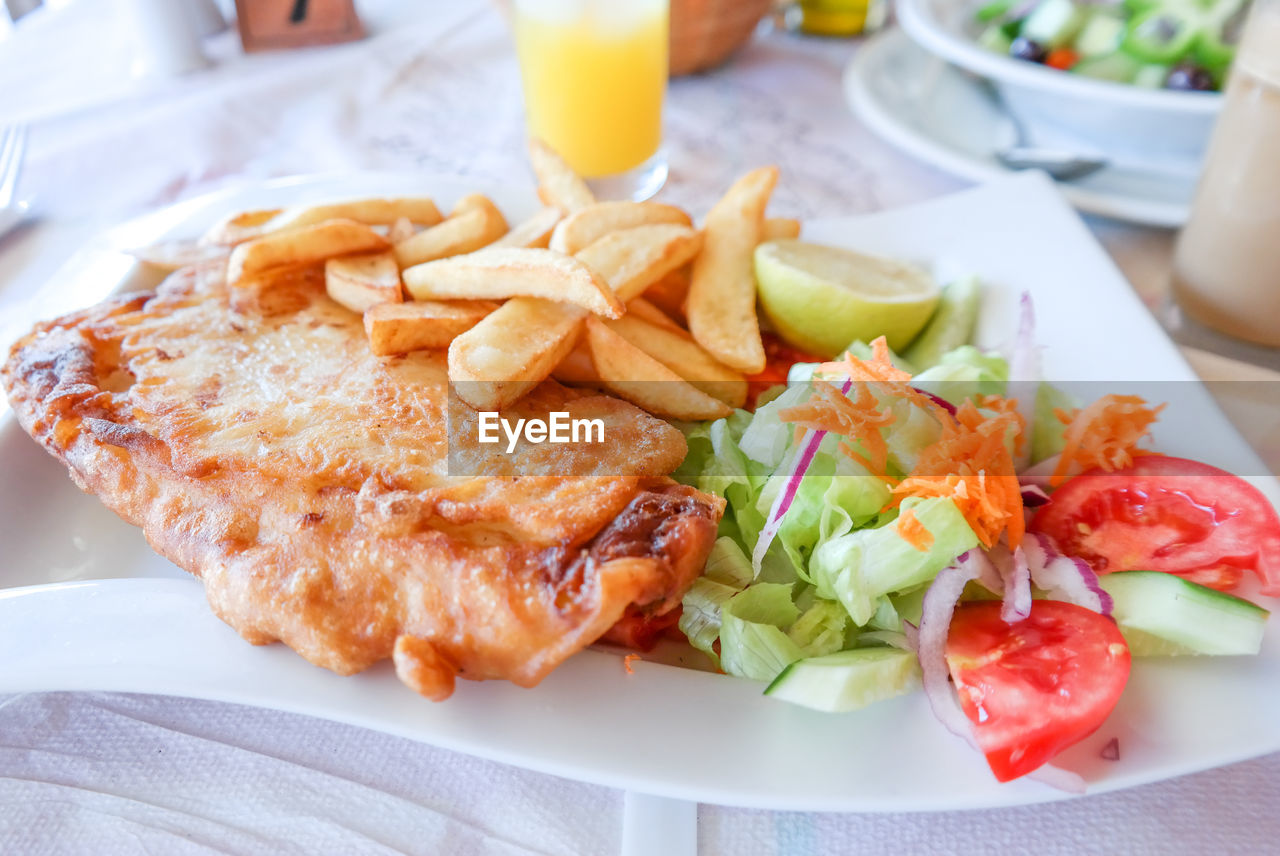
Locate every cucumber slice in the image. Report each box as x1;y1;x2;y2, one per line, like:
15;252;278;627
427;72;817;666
1133;62;1174;88
1074;12;1126;57
1021;0;1087;49
1072;51;1145;83
979;23;1014;55
1122;8;1202;64
764;647;921;712
1101;571;1270;656
901;276;981;371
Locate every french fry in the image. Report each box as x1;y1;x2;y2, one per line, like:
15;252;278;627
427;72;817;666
574;224;703;303
686;166;778;373
386;216;416;244
584;318;732;421
364;300;496;356
449;298;586;411
625;296;686;333
528;138;595;213
549;201;692;255
201;208;283;246
403;248;624;318
450;194;498;216
641;266;690;323
393;200;508;268
325;251;403;313
270;198;444;232
605;314;748;408
551;340;601;386
227;219;390;287
489;206;563;249
761;217;801;241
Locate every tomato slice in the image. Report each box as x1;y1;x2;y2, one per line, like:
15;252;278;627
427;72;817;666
947;601;1130;782
1030;455;1280;595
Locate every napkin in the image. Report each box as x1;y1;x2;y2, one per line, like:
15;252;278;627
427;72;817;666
2;692;1279;855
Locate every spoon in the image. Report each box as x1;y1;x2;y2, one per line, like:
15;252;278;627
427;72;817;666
978;79;1109;182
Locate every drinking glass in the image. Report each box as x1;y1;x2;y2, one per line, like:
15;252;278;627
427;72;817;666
512;0;669;201
1168;0;1280;364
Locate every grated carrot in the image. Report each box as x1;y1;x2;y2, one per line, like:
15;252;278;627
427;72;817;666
1050;394;1164;486
896;507;935;552
780;337;951;478
976;393;1028;457
780;379;895;476
623;653;640;675
892;401;1024;549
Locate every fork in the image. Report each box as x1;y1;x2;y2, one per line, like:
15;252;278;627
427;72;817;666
0;124;29;239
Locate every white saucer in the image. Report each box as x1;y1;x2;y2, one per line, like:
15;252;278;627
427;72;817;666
845;30;1197;228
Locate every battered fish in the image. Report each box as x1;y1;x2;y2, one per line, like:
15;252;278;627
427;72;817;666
2;263;723;699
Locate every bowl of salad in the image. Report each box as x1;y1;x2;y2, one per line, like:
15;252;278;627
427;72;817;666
896;0;1250;171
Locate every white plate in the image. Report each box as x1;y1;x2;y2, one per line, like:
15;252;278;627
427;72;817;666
845;29;1197;228
3;171;1279;812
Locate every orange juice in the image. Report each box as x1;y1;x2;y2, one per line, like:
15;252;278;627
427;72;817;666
513;0;668;178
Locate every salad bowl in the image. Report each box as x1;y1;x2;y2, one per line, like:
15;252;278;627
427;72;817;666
897;0;1222;175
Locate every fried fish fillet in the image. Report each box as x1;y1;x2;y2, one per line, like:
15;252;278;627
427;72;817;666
2;263;723;699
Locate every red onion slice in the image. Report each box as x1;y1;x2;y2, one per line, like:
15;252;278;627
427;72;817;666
1008;292;1039;471
1019;454;1060;489
1002;546;1032;623
752;379;853;574
1020;484;1051;507
1024;532;1114;616
959;548;1004;598
913;386;957;416
917;561;981;748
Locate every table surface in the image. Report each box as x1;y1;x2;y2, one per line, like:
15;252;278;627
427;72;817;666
1;2;1278;853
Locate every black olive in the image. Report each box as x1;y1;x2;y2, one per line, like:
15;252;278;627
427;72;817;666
1166;63;1216;92
1009;37;1049;63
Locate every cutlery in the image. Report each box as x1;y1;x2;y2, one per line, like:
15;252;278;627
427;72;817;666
977;79;1108;182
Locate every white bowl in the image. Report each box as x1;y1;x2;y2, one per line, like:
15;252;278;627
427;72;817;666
896;0;1222;172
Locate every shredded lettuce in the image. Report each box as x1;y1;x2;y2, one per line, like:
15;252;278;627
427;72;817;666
912;345;1008;405
719;583;804;681
809;497;981;625
1031;381;1080;464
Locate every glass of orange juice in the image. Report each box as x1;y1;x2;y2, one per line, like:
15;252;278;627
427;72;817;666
512;0;669;201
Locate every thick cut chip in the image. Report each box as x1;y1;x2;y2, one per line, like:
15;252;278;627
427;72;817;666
227;219;390;287
201;208;283;246
584;318;733;421
403;248;624;318
640;267;690;323
272;198;444;231
686;166;778;373
449;297;587;411
761;217;801;241
574;224;703;303
624;296;684;333
528;138;595;213
325;251;403;313
364;299;496;356
2;264;722;701
489;206;563;249
549;201;692;255
393;200;508;268
605;314;748;409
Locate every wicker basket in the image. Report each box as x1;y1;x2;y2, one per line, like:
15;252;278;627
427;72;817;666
669;0;774;76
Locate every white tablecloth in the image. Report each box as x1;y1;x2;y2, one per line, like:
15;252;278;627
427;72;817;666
2;2;1278;853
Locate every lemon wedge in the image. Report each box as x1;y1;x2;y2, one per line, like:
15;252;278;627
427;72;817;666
754;239;940;357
